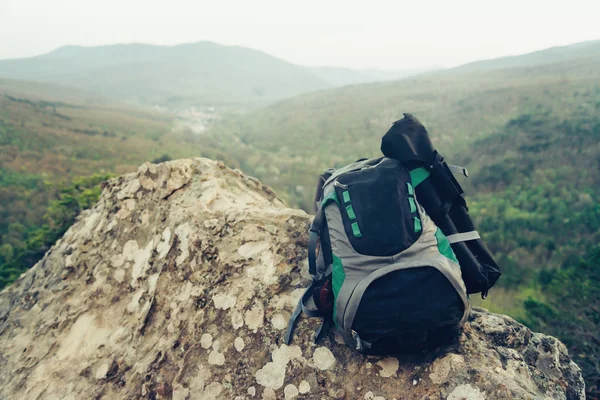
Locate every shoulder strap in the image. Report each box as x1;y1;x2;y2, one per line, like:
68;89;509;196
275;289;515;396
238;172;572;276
286;178;338;345
284;280;325;345
446;231;480;244
313;168;336;212
308;206;326;277
284;207;326;345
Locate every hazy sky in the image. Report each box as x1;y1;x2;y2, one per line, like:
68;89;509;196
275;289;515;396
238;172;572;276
1;0;599;69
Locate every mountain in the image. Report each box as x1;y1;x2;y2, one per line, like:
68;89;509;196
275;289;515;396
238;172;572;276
452;39;600;72
362;66;442;81
3;40;595;108
306;66;377;86
0;42;331;107
307;66;439;86
0;158;585;400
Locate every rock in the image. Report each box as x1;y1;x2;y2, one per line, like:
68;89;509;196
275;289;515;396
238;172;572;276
378;357;399;378
313;346;336;371
234;337;245;352
447;384;486;400
298;380;311;394
283;384;299;399
0;158;586;399
200;333;213;349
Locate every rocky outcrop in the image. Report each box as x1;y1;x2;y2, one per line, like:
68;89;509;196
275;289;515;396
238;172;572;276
0;158;585;400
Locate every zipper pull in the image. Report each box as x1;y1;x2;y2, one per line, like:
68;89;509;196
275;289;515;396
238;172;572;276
334;180;348;189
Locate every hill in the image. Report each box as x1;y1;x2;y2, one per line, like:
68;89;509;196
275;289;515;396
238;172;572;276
463;109;600;312
0;79;203;179
0;42;331;107
0;158;585;400
0;79;236;288
200;46;600;211
452;39;600;72
305;66;377;86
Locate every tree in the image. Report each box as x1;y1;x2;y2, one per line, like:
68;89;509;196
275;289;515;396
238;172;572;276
0;174;111;290
0;243;13;263
524;246;600;398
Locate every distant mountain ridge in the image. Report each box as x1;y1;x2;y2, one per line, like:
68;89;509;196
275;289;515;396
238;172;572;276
0;42;332;107
0;39;598;107
306;66;440;86
451;39;600;72
198;38;600;212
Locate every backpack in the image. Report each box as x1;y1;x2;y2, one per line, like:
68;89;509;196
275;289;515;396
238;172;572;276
284;114;501;354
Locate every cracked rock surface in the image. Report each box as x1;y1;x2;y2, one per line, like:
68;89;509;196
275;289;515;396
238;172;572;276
0;158;585;399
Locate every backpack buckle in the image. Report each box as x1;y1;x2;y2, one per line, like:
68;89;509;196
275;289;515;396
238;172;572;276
351;330;372;352
351;330;363;351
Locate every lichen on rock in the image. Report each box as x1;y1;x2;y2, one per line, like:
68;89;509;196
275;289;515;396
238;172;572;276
0;158;586;399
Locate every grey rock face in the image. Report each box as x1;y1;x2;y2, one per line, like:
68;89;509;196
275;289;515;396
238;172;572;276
0;158;585;399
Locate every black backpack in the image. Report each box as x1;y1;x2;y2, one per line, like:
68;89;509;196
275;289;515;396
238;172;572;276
285;114;501;354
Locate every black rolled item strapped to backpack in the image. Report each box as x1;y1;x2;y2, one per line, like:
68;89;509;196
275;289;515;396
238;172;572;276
380;113;501;296
285;113;501;355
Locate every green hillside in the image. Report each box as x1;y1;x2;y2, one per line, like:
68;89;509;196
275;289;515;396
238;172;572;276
465;109;600;311
0;42;331;107
200;49;600;212
523;245;600;398
0;80;238;289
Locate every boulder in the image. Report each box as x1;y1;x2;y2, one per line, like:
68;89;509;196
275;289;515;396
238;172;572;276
0;158;585;399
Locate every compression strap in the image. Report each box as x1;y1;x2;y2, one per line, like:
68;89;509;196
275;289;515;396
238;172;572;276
446;231;481;244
